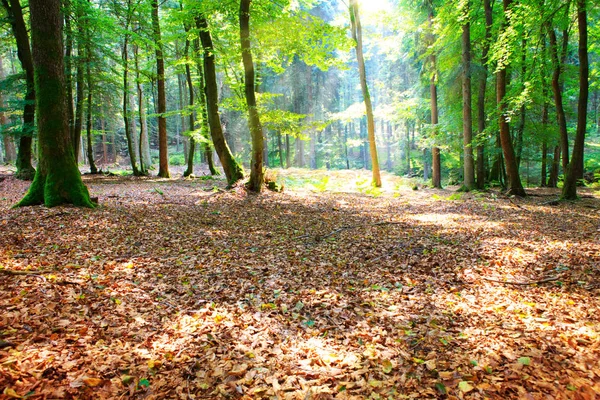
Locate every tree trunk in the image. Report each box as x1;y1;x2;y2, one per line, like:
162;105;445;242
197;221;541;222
2;0;35;180
86;38;97;174
461;3;475;190
122;35;139;176
134;44;151;172
197;15;243;185
285;134;291;169
548;145;559;187
192;38;217;176
515;39;527;169
17;0;94;207
277;131;284;169
497;0;526;197
240;0;264;192
476;0;492;189
350;0;381;187
64;0;75;143
406;120;411;175
427;6;441;188
548;25;569;174
0;56;16;163
562;0;588;200
152;0;169;178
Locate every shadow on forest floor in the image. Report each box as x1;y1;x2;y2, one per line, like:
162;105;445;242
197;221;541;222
0;170;599;399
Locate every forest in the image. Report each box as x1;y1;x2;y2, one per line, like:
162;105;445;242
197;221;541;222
0;0;599;398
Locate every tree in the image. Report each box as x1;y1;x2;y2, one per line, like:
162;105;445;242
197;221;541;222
349;0;381;188
17;0;94;208
197;14;244;186
475;0;493;189
460;0;474;190
1;0;36;180
240;0;264;192
562;0;588;200
151;0;169;178
496;0;525;197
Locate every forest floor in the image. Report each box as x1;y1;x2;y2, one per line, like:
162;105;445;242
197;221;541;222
1;168;600;399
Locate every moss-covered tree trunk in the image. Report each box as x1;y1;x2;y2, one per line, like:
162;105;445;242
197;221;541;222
151;0;169;178
562;0;588;200
350;0;381;187
197;15;243;185
17;0;94;208
1;0;35;180
240;0;264;192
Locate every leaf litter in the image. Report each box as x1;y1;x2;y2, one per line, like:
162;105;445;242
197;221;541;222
0;170;599;399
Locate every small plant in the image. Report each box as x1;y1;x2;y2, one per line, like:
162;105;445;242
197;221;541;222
311;176;329;192
264;170;284;192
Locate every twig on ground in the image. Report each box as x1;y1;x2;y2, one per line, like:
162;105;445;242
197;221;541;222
0;269;48;281
481;276;560;286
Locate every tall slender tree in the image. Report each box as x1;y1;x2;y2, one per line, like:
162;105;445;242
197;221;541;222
240;0;264;192
152;0;169;178
562;0;588;200
197;14;243;185
496;0;526;196
349;0;381;187
460;0;474;190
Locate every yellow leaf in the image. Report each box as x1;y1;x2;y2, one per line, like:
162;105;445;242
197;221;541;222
83;377;104;387
381;359;393;374
3;388;22;399
368;379;382;387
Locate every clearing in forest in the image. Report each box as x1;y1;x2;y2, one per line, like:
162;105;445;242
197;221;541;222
1;170;599;399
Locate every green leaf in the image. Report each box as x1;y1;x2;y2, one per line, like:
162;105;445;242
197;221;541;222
566;384;577;391
470;360;478;366
382;359;393;374
121;375;134;385
435;382;447;394
518;357;531;366
458;381;474;393
304;319;315;328
138;378;150;388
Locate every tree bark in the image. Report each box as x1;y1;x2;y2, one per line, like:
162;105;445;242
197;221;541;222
85;33;97;174
476;0;492;189
515;39;527;169
497;0;526;196
1;0;35;180
122;34;139;176
562;0;588;200
240;0;264;192
133;44;151;172
428;6;441;188
152;0;169;178
197;15;243;185
17;0;94;207
548;25;569;174
461;2;475;190
0;56;16;163
350;0;381;187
